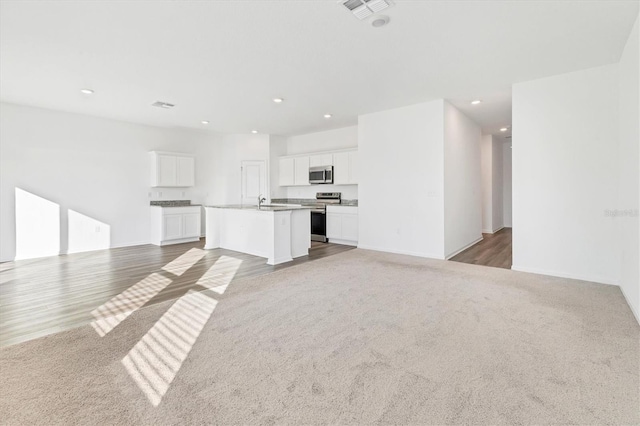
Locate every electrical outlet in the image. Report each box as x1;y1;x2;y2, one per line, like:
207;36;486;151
95;226;100;233
156;191;162;197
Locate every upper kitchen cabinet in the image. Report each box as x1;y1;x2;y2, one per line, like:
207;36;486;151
294;156;310;186
309;153;333;167
279;157;295;186
150;151;195;187
279;156;310;186
333;150;358;185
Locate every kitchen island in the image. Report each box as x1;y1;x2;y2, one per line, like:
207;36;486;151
204;205;311;265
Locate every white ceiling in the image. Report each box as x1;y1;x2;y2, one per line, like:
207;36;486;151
1;0;637;137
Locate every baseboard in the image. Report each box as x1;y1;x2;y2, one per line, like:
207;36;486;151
619;284;640;326
481;226;505;234
446;236;483;259
356;244;445;260
510;265;619;286
329;238;358;247
110;240;152;249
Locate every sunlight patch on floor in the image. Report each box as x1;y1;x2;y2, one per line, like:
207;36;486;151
90;273;172;337
161;248;207;276
121;290;217;407
196;255;243;295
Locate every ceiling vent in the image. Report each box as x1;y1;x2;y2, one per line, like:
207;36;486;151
341;0;392;20
151;101;175;109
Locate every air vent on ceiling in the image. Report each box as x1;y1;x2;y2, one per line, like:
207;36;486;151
151;101;175;109
341;0;392;20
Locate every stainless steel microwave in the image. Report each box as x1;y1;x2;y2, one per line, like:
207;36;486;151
309;166;333;184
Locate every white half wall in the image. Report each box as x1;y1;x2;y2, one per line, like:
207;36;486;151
503;141;513;227
0;102;219;262
444;101;482;257
512;64;620;285
358;101;445;259
617;14;639;323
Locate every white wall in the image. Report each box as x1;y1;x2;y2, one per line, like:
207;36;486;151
269;135;288;201
444;101;482;257
491;136;504;231
207;133;271;205
617;14;639;322
285;126;357;155
503;141;513;227
481;134;506;233
358;101;446;259
512;64;620;284
481;134;493;232
277;126;359;200
0;102;219;262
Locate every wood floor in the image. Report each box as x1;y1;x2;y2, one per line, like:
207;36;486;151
449;227;512;269
0;240;355;347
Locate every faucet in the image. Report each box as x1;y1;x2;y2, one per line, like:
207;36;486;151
258;194;266;208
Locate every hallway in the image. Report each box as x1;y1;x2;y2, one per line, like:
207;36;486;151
449;228;512;269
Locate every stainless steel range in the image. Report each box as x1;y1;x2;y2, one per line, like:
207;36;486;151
307;192;341;242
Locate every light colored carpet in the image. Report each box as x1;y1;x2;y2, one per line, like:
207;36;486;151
0;249;638;425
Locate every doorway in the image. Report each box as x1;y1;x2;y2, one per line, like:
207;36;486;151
449;135;513;269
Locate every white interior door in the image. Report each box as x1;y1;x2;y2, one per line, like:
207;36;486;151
241;160;267;205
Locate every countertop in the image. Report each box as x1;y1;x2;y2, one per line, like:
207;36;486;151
150;204;202;208
271;198;358;207
150;200;200;207
205;205;311;212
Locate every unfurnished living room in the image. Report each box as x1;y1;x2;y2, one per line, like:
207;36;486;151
0;1;638;425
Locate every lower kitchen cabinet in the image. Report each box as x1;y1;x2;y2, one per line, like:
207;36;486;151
326;205;358;246
150;206;201;246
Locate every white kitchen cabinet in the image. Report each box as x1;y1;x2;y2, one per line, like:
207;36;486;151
349;150;359;184
326;205;358;246
341;213;359;241
279;157;295;186
333;150;358;185
309;153;333;167
150;206;201;246
333;152;349;185
182;212;201;237
150;151;195;187
294;156;310;186
163;214;183;240
176;156;195;187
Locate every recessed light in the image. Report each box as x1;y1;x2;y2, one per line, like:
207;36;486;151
201;120;209;125
273;98;284;103
471;100;482;105
251;130;258;134
80;89;94;95
500;127;508;132
324;114;332;119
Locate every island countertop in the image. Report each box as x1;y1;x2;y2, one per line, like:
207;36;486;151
205;204;311;212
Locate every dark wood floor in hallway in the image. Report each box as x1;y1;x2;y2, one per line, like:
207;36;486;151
449;227;512;269
0;240;355;347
